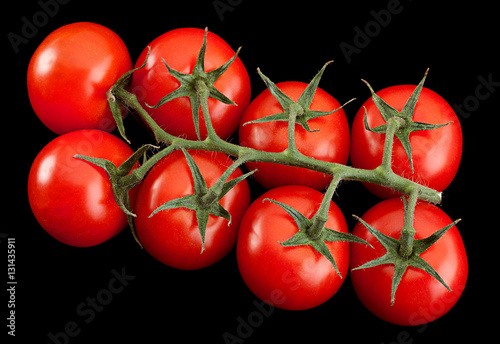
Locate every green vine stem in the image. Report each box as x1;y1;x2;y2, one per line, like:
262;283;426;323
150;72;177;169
113;85;441;205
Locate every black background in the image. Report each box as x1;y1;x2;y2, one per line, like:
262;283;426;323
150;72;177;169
5;0;498;343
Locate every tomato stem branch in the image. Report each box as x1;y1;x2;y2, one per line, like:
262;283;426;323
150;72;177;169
199;155;251;208
399;190;419;258
286;103;301;154
380;116;405;172
307;174;343;239
196;80;218;142
112;84;442;205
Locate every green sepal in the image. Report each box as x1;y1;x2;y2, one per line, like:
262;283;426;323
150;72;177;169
182;146;208;196
265;199;370;278
117;144;157;179
107;47;151;144
74;144;156;248
108;96;127;142
219;169;256;199
362;69;453;173
148;148;211;253
145;27;239;140
149;148;253;253
73;144;153;216
149;194;199;216
244;62;354;133
352;214;460;305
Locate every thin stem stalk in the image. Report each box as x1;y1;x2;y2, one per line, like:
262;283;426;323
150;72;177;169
399;189;419;257
199;156;249;207
307;174;343;239
286;103;302;154
196;80;218;142
380;116;405;172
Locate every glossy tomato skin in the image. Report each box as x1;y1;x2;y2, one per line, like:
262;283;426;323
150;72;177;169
239;82;350;191
351;85;462;198
350;198;468;326
237;186;349;310
28;130;138;247
134;150;251;270
131;28;251;140
27;22;132;135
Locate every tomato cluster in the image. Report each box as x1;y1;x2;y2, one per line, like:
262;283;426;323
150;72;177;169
27;22;467;326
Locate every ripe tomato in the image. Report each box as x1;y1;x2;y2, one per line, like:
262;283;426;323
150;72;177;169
237;185;349;310
131;28;251;140
134;149;251;270
27;22;132;135
350;85;462;198
350;198;468;326
28;130;138;247
238;81;350;191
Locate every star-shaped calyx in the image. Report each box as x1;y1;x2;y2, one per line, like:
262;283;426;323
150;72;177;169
148;148;254;253
74;144;156;247
362;69;452;172
243;61;354;132
352;197;461;305
146;27;239;140
266;178;371;278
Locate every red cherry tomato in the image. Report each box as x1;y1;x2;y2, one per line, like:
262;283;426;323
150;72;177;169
239;81;350;191
237;185;349;310
350;85;462;198
350;198;468;326
134;149;251;270
27;22;132;135
131;28;251;140
28;130;138;247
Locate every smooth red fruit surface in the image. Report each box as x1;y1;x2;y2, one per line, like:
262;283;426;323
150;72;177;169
27;22;132;135
131;28;251;140
237;186;349;310
350;198;468;326
351;85;462;198
239;81;350;191
134;150;251;270
28;130;138;247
